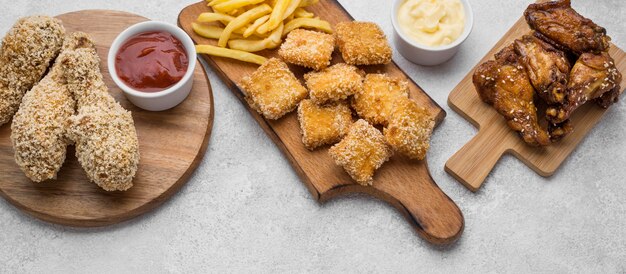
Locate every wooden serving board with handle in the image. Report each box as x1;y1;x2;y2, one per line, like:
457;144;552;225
179;1;464;244
0;10;214;226
445;16;626;192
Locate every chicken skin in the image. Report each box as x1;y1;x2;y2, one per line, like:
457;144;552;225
473;45;551;146
514;34;570;105
525;0;610;55
0;16;65;126
10;33;94;182
547;52;622;123
60;33;140;191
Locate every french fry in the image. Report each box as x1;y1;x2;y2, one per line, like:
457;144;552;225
196;45;268;65
294;8;314;18
298;0;319;7
192;23;246;40
244;14;269;38
267;23;284;44
257;0;289;34
283;17;332;36
219;4;272;47
197;12;235;24
281;0;301;20
214;0;265;13
228;39;268;52
207;0;229;6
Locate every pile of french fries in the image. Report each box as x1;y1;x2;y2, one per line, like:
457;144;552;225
194;0;332;65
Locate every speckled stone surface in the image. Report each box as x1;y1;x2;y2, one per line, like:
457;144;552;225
1;0;625;272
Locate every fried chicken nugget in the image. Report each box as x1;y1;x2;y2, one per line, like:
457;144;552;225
297;99;352;150
335;21;392;65
329;119;392;186
351;74;409;126
278;29;335;71
304;63;364;105
10;33;94;182
0;16;65;126
60;34;140;191
383;98;434;160
240;58;308;120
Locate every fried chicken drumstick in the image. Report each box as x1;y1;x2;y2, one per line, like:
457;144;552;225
61;34;140;191
525;0;610;55
0;16;65;126
10;33;95;182
547;52;622;123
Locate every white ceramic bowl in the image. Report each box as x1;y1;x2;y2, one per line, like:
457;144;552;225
108;21;196;111
391;0;473;66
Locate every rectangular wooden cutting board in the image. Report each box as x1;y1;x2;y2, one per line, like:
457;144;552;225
445;16;626;192
178;1;465;244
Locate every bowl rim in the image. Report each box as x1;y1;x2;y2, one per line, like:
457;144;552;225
391;0;474;52
107;20;197;99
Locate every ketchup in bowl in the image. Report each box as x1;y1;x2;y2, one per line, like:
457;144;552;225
115;31;189;92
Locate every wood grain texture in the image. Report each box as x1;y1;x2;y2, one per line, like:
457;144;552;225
0;10;214;226
445;16;626;192
179;1;463;244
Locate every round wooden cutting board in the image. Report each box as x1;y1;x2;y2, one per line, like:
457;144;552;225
0;10;214;227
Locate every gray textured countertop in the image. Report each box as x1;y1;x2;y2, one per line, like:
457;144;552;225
1;0;624;272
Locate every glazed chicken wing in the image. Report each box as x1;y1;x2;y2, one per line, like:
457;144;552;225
473;45;551;146
514;34;570;105
547;52;622;123
525;0;610;55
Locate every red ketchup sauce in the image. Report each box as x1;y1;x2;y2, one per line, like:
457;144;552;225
115;31;189;92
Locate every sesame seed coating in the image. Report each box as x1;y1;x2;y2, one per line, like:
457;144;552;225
329;119;392;186
334;21;392;65
278;29;335;71
351;74;409;126
297;99;352;150
383;98;434;160
240;58;308;120
304;63;364;105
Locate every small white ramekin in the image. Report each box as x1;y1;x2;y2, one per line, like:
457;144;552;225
108;21;197;111
391;0;474;66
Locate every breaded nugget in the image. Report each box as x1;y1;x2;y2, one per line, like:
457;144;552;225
304;63;364;105
297;99;352;150
383;98;434;160
329;119;392;185
278;29;335;71
61;34;140;191
335;21;392;65
351;74;409;126
240;58;308;120
0;16;65;126
10;33;94;182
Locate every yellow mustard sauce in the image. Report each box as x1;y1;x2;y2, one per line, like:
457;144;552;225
398;0;466;47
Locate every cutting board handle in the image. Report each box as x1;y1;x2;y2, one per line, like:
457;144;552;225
445;128;508;192
321;160;464;244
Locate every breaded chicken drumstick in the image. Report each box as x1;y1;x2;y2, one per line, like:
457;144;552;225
10;33;94;182
0;16;65;126
60;35;140;191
